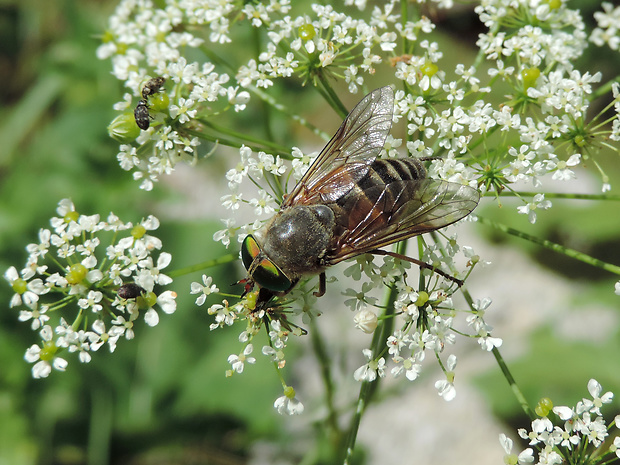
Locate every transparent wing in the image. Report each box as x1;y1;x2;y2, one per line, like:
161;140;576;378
283;86;394;208
327;179;480;264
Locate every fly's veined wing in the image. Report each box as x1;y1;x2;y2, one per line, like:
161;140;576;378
283;86;394;208
327;179;480;264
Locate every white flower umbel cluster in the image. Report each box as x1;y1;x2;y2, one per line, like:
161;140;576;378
5;199;177;379
500;379;618;465
190;279;306;414
346;250;499;402
590;2;620;51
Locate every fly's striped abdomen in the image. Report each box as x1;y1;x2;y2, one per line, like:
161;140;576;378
361;158;426;188
327;158;427;251
334;158;426;211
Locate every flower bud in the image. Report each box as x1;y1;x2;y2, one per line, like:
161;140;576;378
137;291;158;309
39;341;58;361
108;113;141;143
132;224;146;239
148;92;169;112
66;263;88;285
415;291;429;307
298;24;316;41
421;61;438;77
535;397;553;417
521;67;540;90
12;278;28;294
354;309;378;334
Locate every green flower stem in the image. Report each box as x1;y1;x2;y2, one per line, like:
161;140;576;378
252;27;277;144
400;0;411;54
590;76;620;101
342;241;404;465
249;85;331;142
88;385;113;465
492;346;536;420
183;126;286;157
193;119;292;157
461;288;536;420
477;216;620;276
342;377;373;465
308;316;342;446
167;254;238;278
316;75;348;118
490;191;620;201
201;38;334;146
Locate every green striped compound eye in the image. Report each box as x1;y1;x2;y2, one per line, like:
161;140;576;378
241;234;261;270
241;235;292;292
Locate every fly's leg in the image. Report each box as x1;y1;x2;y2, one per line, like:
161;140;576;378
369;249;464;287
313;272;326;297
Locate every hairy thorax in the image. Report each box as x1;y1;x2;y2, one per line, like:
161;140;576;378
258;205;335;278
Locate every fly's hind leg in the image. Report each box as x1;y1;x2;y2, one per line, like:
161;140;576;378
313;272;327;297
370;249;464;287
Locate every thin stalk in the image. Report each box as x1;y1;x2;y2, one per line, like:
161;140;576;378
167;254;238;278
342;378;374;465
590;77;620;101
342;242;404;465
470;21;501;78
400;0;409;54
490;191;620;201
184;126;289;157
317;74;348;118
207;118;288;153
308;316;342;444
194;119;291;156
461;288;536;419
477;216;620;276
252;27;276;144
492;346;536;420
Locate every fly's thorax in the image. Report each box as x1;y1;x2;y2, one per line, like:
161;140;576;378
260;205;336;277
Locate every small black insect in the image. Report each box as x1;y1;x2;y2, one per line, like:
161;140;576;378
141;76;166;100
117;283;146;300
134;99;152;130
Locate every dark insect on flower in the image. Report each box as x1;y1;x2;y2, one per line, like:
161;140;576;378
134;99;152;130
117;283;146;300
141;76;166;100
240;86;480;305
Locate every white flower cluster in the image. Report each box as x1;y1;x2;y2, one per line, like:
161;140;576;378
191;281;304;415
501;379;618;465
236;2;400;92
214;144;289;247
346;248;498;401
590;2;620;51
5;199;177;378
99;0;252;190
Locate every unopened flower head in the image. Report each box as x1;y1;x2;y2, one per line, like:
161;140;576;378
5;199;177;378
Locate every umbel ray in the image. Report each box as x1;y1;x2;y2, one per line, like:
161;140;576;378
239;86;480;308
